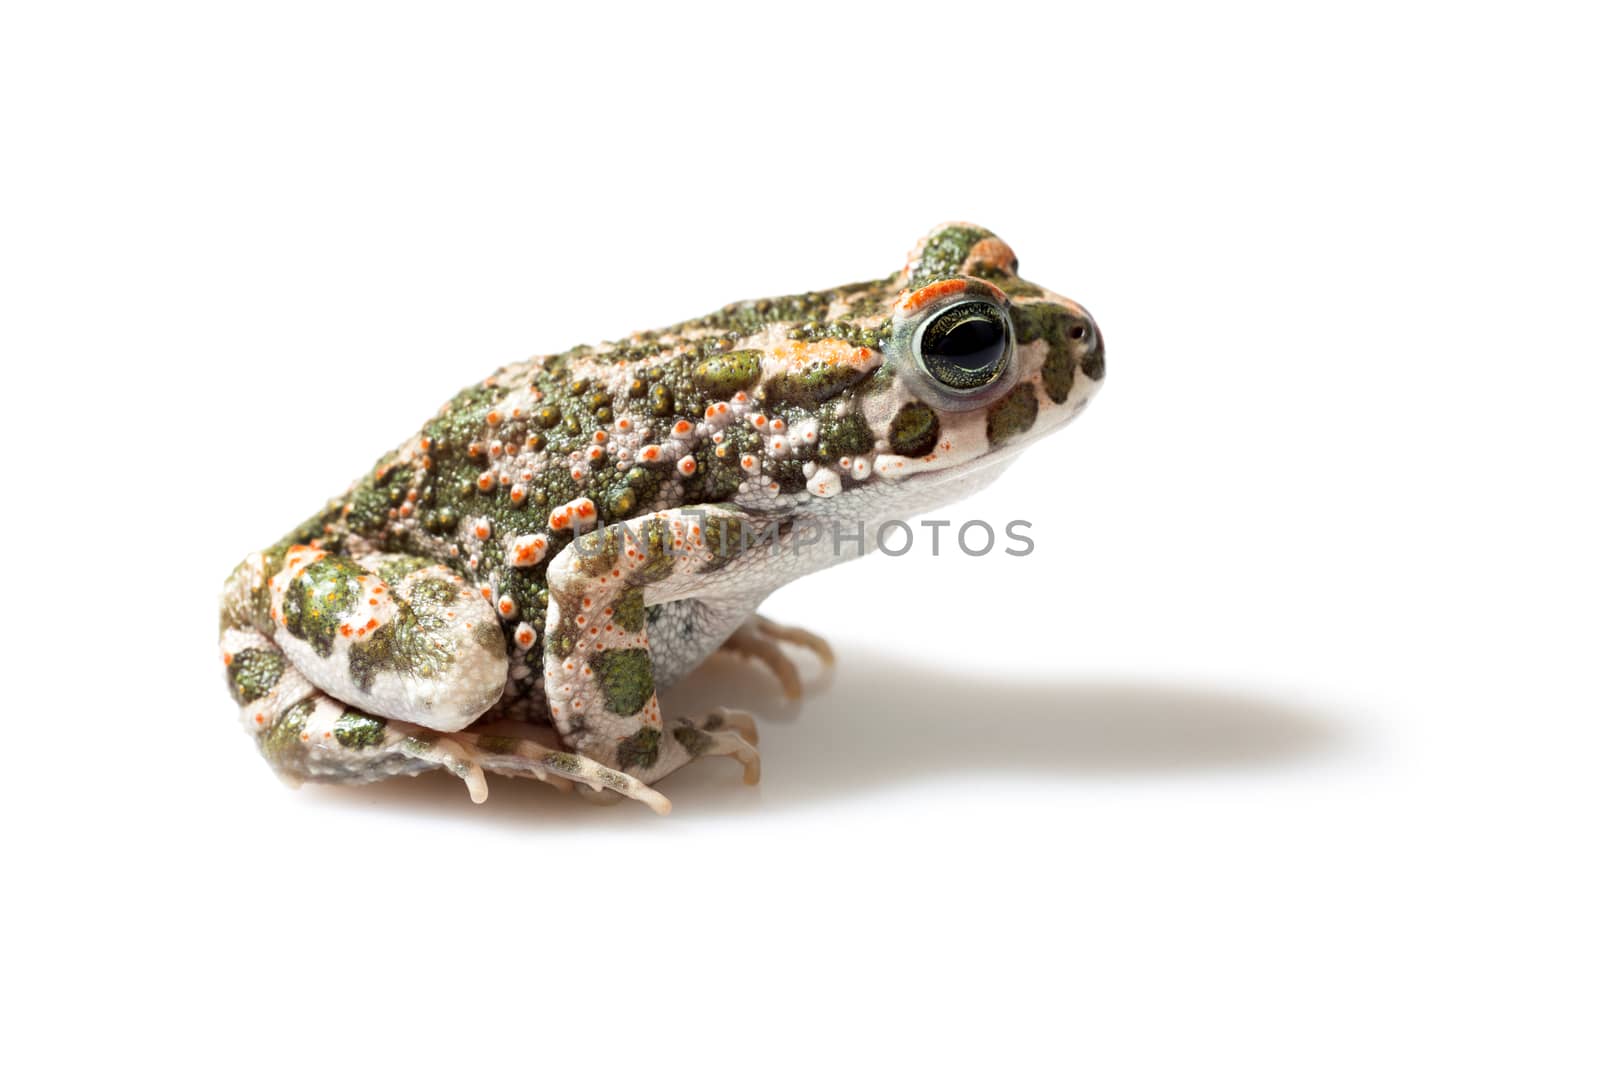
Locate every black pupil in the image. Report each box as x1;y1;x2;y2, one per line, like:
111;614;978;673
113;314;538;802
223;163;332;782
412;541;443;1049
920;303;1009;389
928;316;1006;369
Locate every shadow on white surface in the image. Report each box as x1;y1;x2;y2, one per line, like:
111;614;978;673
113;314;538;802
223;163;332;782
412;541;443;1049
298;648;1349;827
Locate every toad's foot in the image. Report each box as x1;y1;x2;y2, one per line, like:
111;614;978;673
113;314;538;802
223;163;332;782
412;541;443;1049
457;730;671;813
321;718;671;811
670;709;762;785
716;615;835;700
569;709;760;803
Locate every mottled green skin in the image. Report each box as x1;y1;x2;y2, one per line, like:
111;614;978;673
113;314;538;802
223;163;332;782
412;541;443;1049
345;593;467;694
259;698;314;770
816;411;874;462
281;556;366;656
594;649;655;717
887;403;940;458
226;648;285;706
986;384;1041;446
333;710;386;749
692;349;763;397
612;588;647;633
1015;301;1104;400
616;727;662;772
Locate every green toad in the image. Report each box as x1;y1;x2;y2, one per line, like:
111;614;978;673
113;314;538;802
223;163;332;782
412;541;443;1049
218;223;1105;812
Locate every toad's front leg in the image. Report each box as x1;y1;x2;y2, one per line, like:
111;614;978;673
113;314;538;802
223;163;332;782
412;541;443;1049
543;506;768;802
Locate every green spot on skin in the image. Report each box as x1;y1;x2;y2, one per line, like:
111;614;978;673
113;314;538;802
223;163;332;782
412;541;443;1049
1042;338;1076;403
907;224;993;288
888;402;940;457
408;576;457;607
616;726;661;771
544;751;582;774
259;699;314;769
701;511;746;563
817;411;873;461
633;517;678;584
473;621;503;652
333;710;386;749
227;647;285;705
348;613;456;691
592;649;655;717
606;486;638;520
347;578;500;692
765;358;872;404
613;588;646;633
672;723;712;758
986;384;1039;446
282;556;367;656
692;349;763;398
476;735;519;755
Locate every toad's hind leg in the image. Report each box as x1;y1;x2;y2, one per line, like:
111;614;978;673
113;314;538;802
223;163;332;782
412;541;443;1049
253;546;509;733
219;625;669;809
543;507;767;793
219;548;668;808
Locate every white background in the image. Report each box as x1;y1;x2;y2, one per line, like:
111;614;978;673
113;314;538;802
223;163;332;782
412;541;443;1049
4;3;1596;1064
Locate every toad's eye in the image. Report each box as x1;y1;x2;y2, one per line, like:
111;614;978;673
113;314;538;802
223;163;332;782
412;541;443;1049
917;301;1011;390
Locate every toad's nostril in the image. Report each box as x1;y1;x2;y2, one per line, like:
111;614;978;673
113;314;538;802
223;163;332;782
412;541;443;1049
1069;324;1088;341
